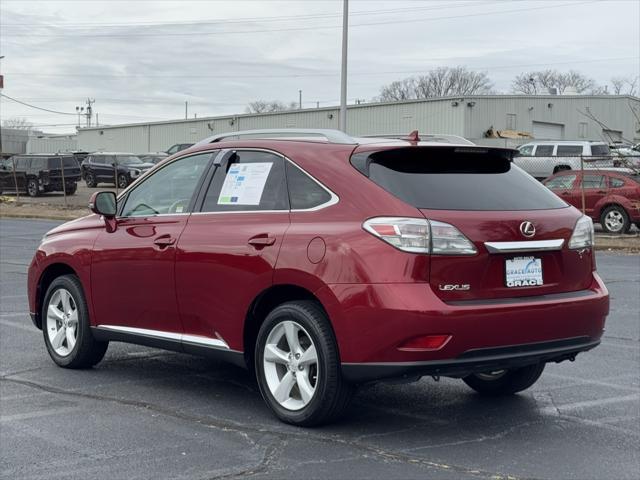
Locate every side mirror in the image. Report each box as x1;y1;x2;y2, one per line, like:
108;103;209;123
89;191;117;218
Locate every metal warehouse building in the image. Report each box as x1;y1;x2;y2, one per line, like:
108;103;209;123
77;95;639;153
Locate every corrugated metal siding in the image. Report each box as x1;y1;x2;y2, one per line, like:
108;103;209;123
26;135;78;153
76;96;639;152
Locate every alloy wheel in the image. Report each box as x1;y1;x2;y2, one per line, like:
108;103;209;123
604;210;624;233
28;180;38;196
46;288;79;357
263;320;318;411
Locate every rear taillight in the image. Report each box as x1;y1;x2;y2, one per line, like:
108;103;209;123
568;215;594;249
363;217;477;255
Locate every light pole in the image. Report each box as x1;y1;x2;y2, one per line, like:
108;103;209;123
339;0;348;132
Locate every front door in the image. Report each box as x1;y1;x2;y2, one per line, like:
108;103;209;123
176;149;290;352
91;152;214;336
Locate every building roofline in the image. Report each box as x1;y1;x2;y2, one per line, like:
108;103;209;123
80;94;640;132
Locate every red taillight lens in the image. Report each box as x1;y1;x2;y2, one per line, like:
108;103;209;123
398;334;451;351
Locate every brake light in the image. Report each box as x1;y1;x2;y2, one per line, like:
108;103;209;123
363;217;476;255
398;334;451;351
568;215;594;249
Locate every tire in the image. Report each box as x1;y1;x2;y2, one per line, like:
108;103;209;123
255;300;354;426
463;363;545;396
65;183;77;195
600;205;630;234
117;173;129;189
27;178;39;197
85;171;97;188
553;165;571;174
42;274;108;369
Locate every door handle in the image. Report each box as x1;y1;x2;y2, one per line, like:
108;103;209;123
153;234;176;248
248;234;276;247
561;191;571;196
597;190;607;194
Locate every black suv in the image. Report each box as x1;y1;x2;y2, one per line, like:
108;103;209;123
81;152;154;188
0;154;80;197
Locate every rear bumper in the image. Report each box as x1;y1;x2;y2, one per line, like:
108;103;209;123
342;336;600;383
321;272;608;374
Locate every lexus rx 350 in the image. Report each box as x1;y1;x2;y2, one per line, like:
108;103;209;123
27;129;609;426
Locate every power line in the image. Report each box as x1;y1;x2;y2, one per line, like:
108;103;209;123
0;1;599;37
0;93;77;115
4;56;633;79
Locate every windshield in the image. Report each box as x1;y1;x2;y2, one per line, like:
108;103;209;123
116;155;143;165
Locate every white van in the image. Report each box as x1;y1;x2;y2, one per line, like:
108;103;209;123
514;141;612;179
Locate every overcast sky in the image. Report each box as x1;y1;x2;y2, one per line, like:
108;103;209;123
1;0;638;133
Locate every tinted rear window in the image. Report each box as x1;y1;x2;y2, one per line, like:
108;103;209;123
361;148;567;211
48;157;78;168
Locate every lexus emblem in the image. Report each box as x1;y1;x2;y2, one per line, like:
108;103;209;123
520;221;536;238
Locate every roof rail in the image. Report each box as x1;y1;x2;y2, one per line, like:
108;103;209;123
361;133;474;145
195;129;356;146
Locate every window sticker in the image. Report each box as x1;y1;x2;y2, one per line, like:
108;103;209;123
218;162;273;205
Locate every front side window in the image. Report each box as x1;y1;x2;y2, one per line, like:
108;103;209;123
15;158;30;169
517;145;534;157
201;150;288;212
581;175;606;189
116;155;143;165
544;174;578;190
535;145;554;156
557;145;583;156
120;153;212;217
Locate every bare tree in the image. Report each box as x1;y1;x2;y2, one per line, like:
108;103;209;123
377;67;493;101
246;100;297;114
611;76;638;96
2;117;34;130
512;70;599;94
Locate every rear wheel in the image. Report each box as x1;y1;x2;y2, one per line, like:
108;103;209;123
463;363;545;396
553;165;571;174
255;301;354;426
65;182;77;195
601;205;630;234
27;178;39;197
42;275;108;368
85;171;97;188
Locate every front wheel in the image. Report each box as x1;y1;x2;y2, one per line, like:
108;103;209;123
42;275;108;368
463;363;545;396
601;205;630;234
255;301;354;426
27;178;39;197
117;173;129;189
65;182;77;195
85;171;97;188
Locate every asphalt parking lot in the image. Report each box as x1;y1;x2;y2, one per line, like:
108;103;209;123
1;218;639;480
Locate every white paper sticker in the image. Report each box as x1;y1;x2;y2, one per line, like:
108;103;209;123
217;162;273;206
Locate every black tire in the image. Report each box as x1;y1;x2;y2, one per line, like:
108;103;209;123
635;222;640;231
65;183;77;195
85;171;97;188
255;300;354;426
553;165;571;174
42;274;108;369
117;173;129;189
600;205;630;234
27;178;39;197
463;363;545;396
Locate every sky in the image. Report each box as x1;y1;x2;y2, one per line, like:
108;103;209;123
0;0;639;134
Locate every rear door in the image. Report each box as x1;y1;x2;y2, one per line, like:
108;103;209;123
361;146;591;303
175;149;290;351
579;173;608;218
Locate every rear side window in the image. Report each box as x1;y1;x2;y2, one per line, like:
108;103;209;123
201;150;288;212
591;145;610;156
286;162;332;210
30;158;46;170
581;175;606;189
360;148;567;211
557;145;583;156
545;174;577;190
48;157;77;169
535;145;554;156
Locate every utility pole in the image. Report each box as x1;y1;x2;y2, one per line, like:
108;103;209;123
185;101;188;120
299;90;302;109
339;0;349;132
85;98;95;127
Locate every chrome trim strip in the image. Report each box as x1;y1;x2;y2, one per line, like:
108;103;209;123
484;239;565;253
97;325;229;349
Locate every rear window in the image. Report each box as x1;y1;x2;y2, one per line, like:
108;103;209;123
535;145;554;156
360;148;567;211
591;144;610;156
47;157;77;168
556;145;583;156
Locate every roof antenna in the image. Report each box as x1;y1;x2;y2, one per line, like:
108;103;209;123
402;130;421;143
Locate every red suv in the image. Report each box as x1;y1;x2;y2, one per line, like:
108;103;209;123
27;129;609;426
543;169;640;234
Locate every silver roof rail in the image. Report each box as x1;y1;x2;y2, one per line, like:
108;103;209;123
195;129;357;146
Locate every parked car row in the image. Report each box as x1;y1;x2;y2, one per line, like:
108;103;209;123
0;154;82;197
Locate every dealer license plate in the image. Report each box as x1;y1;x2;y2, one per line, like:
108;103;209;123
505;256;543;288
